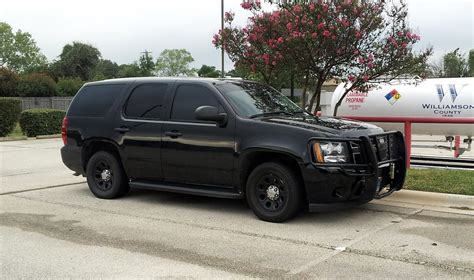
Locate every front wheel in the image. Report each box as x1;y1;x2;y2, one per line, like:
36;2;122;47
246;162;304;222
86;151;129;199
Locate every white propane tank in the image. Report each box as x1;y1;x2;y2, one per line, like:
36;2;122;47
331;78;474;137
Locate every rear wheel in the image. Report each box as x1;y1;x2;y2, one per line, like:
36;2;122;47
246;162;303;222
86;151;129;199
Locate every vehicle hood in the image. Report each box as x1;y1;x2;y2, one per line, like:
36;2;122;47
259;116;384;137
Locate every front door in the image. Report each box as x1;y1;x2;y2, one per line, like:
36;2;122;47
161;83;235;187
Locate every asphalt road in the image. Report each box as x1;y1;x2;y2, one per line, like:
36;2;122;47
1;139;473;278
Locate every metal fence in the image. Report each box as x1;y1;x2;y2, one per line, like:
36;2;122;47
18;97;73;111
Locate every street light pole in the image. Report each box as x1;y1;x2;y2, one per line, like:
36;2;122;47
221;0;225;78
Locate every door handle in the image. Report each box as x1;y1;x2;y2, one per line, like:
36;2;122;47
114;127;130;133
164;130;182;138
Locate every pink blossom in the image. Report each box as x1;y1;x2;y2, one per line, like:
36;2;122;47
211;34;219;46
353;50;360;55
401;42;408;48
362;75;369;82
311;32;318;39
293;4;302;13
340;19;350;27
309;2;315;11
322;30;331;37
355;31;362;39
317;22;325;30
241;2;252;10
348;75;356;82
224;11;234;22
367;62;375;69
286;22;293;31
262;53;270;65
322;4;328;12
358;56;365;64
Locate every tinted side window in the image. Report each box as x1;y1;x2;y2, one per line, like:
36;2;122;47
170;85;218;121
68;84;124;117
125;83;168;119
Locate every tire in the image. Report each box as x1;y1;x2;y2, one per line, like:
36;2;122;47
86;151;129;199
246;162;304;222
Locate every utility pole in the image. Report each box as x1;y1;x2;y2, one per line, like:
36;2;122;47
141;50;152;60
140;50;153;76
221;0;225;78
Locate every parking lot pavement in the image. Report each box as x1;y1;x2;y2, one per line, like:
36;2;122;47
1;139;473;278
0;139;84;194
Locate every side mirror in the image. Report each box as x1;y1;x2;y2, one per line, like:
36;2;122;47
195;106;227;125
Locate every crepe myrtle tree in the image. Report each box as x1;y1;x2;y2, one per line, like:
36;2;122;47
213;0;431;115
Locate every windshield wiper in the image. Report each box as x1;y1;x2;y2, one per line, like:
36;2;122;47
249;111;295;119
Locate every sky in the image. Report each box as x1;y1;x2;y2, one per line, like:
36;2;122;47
1;0;473;71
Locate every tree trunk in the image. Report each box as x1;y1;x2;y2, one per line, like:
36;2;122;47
301;70;310;108
333;87;352;116
308;78;323;114
290;72;294;100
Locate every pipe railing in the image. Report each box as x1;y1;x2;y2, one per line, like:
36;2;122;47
340;116;474;168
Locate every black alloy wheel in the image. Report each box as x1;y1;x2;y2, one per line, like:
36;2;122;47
86;151;129;199
246;162;303;222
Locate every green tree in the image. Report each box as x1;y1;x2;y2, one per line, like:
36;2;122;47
468;49;474;76
443;48;469;77
57;77;84;96
138;51;155;76
117;63;141;78
155;49;196;77
0;22;47;73
95;59;119;79
197;65;221;78
0;67;19;96
53;42;101;80
17;73;57;97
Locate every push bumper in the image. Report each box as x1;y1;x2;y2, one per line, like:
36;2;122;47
303;131;406;211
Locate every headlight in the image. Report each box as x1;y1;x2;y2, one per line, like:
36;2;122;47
312;142;349;163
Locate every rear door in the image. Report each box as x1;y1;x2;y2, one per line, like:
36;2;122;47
161;82;235;187
116;82;172;181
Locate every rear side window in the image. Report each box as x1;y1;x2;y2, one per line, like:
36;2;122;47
68;84;125;117
125;83;168;119
170;85;218;121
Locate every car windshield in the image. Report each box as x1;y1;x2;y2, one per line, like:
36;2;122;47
215;82;304;118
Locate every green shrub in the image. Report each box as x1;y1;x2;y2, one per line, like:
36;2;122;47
0;67;19;97
19;109;65;137
0;98;22;136
17;73;57;97
57;77;85;96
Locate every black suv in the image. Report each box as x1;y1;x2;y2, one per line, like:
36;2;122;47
61;78;406;222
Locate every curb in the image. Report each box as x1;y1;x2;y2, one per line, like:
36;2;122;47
0;135;61;142
373;189;474;215
0;136;28;142
36;134;61;139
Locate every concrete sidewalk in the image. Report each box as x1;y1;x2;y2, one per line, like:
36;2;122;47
373;189;474;216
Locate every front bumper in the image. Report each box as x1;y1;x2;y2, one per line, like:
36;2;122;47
303;131;406;211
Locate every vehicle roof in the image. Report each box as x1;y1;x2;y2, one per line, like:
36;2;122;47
84;77;251;86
